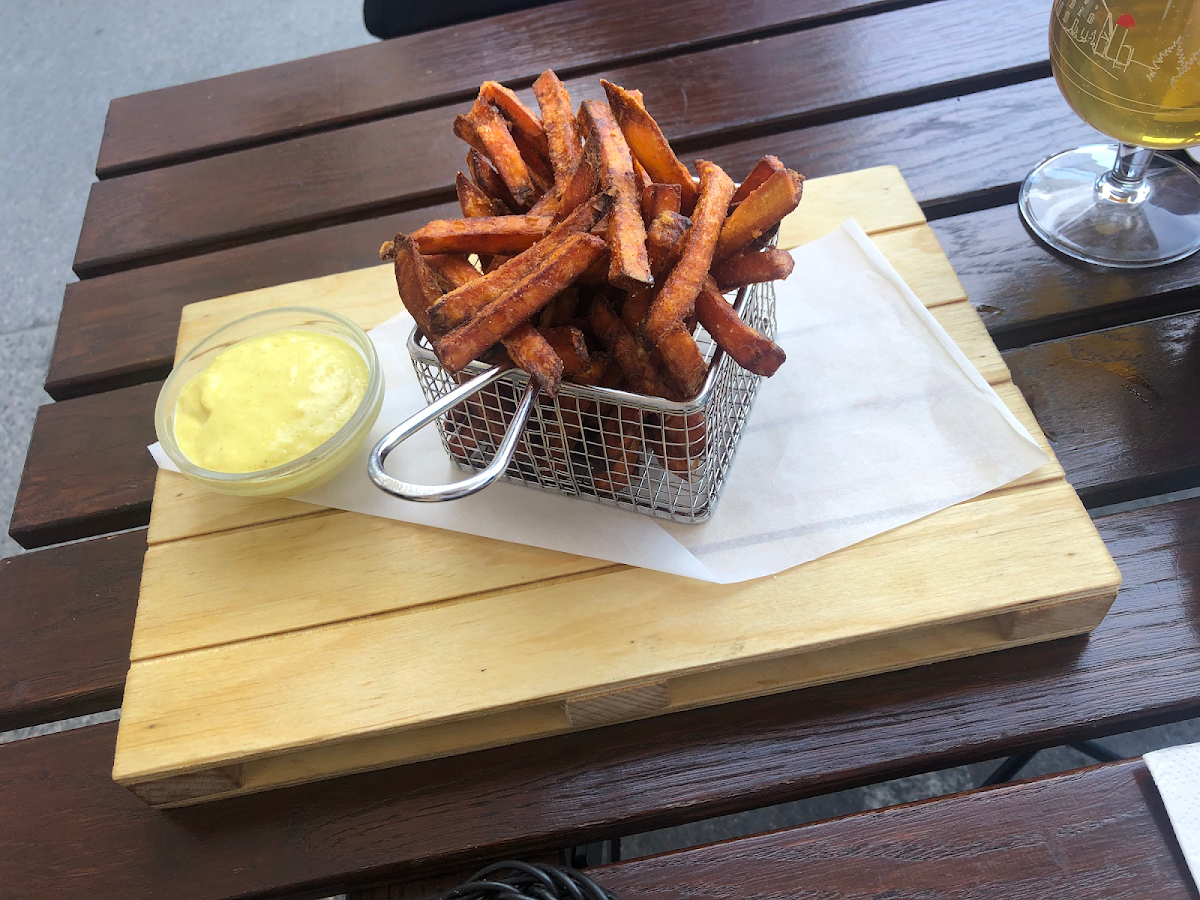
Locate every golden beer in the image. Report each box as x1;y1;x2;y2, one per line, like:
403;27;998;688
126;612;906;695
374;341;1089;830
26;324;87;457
1050;0;1200;149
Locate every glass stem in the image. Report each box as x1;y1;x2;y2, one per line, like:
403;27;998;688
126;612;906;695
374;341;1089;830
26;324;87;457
1097;143;1155;204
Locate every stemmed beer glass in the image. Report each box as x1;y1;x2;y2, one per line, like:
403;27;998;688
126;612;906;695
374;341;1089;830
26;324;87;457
1020;0;1200;268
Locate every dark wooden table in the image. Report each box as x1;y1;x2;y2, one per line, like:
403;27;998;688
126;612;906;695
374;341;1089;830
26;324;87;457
4;0;1200;896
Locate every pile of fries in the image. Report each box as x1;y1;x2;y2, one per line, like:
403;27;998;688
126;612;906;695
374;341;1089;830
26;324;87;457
381;70;802;402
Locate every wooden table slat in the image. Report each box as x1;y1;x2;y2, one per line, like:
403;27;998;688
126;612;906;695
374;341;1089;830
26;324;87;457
96;0;929;178
73;0;1049;275
51;76;1120;402
591;760;1199;900
2;497;1197;899
0;531;143;731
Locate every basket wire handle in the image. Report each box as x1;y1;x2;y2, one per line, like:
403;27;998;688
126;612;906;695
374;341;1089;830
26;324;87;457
368;364;541;502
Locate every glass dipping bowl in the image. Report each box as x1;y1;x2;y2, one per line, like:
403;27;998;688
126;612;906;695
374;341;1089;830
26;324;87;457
155;306;384;497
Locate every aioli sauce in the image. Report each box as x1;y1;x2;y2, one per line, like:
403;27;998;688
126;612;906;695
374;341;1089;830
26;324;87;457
174;329;368;473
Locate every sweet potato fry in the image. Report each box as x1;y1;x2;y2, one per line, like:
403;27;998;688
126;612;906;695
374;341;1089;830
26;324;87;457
588;296;671;398
592;404;644;495
457;172;509;218
539;325;591;376
479;81;549;160
429;194;610;333
467;149;519;210
527;189;561;217
554;134;599;222
423;252;564;392
622;210;690;331
731;155;785;205
641;159;734;345
633;157;651;196
423;253;483;292
532;69;581;184
601;79;699;214
655;323;707;398
660;410;706;473
695;277;786;376
411;215;551;255
383;233;444;336
710;246;795;291
578;99;652;290
502;323;565;395
455;101;537;206
641;182;681;223
436;232;607;373
570;350;610;386
714;167;804;262
511;127;555;192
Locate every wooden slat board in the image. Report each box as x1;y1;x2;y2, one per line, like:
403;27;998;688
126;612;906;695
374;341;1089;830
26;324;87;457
112;167;1119;806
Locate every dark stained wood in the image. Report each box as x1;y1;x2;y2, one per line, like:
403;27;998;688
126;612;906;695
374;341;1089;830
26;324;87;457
1005;311;1200;508
0;531;143;731
710;76;1101;219
7;382;158;550
2;497;1198;899
24;304;1200;545
933;203;1200;350
593;761;1199;900
74;0;1049;275
96;0;926;178
53;79;1102;402
47;202;458;400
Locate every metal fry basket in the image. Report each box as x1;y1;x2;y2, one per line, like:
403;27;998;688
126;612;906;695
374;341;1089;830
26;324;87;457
372;280;776;523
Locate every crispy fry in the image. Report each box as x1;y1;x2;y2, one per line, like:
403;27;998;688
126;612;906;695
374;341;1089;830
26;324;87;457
456;172;509;218
695;277;786;376
655;323;707;398
588;295;671;397
711;246;795;291
429;194;610;333
601;79;699;214
570;350;610;386
592;404;644;494
385;233;444;336
578;100;653;290
714;167;803;262
423;253;483;292
632;157;651;196
411;215;551;255
467;149;519;210
532;69;582;184
479;81;549;159
622;210;690;331
422;252;564;391
641;159;735;345
527;189;561;217
436;233;607;373
641;182;681;223
731;155;785;205
539;325;591;376
455;101;537;206
660;410;706;473
554;133;599;222
503;323;565;395
511;127;554;192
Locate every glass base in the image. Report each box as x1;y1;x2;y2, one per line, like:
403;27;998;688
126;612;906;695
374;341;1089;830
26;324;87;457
1019;144;1200;269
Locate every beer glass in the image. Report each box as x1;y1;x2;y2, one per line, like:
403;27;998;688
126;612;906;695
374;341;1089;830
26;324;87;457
1019;0;1200;268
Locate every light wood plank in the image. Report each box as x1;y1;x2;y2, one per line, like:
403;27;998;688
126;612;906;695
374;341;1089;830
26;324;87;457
115;477;1117;785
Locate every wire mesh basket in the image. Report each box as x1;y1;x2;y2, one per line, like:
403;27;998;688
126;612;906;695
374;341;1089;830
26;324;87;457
399;279;776;523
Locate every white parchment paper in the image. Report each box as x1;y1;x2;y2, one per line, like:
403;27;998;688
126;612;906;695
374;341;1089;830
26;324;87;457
1145;742;1200;888
151;219;1047;583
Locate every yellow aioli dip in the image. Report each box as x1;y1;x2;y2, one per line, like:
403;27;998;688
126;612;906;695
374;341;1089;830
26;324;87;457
173;329;369;473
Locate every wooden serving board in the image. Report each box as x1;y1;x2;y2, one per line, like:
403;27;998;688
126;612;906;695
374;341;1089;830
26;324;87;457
112;166;1121;807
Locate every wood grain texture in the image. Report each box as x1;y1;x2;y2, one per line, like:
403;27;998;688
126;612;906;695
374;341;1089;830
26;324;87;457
73;0;1047;274
0;530;143;730
55;77;1103;403
8;381;158;549
0;498;1195;899
47;202;458;400
96;0;918;177
1006;310;1200;508
932;202;1200;349
592;760;1199;900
